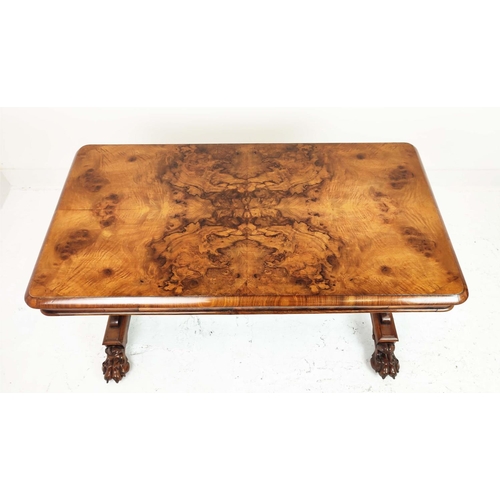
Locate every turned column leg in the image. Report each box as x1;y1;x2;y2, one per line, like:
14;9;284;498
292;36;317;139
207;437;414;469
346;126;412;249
102;315;131;383
370;312;400;379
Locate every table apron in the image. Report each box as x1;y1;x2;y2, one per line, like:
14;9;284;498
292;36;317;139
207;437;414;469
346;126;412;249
41;306;454;316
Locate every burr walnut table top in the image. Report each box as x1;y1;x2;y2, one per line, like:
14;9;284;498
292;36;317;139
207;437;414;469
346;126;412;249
25;143;468;314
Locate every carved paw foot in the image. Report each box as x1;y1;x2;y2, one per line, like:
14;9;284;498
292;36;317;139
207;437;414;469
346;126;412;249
371;342;400;379
102;346;130;383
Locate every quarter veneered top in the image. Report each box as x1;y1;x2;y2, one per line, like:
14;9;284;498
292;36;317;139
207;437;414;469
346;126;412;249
26;143;468;313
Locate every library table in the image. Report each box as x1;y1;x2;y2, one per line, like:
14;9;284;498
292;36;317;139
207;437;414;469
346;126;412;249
25;143;468;382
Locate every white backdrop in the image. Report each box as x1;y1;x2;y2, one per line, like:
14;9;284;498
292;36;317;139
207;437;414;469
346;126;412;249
2;0;499;495
1;110;499;500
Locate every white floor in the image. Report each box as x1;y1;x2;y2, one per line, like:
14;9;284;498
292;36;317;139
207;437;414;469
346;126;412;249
1;170;499;392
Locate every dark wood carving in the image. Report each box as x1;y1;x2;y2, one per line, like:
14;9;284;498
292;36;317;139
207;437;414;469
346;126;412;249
102;346;130;383
371;342;400;379
370;312;400;379
102;315;130;383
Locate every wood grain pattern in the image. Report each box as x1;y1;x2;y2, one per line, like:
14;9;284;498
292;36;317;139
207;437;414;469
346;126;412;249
25;143;468;313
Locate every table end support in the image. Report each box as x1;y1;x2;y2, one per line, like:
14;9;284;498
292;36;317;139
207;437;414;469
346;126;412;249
102;315;131;383
370;312;400;379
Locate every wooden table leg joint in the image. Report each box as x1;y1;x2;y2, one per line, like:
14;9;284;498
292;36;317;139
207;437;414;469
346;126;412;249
370;312;400;380
102;315;131;383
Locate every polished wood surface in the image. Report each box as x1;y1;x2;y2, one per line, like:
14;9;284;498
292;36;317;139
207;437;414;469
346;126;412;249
25;143;468;313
